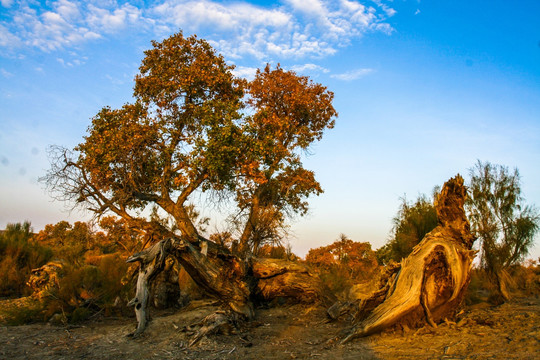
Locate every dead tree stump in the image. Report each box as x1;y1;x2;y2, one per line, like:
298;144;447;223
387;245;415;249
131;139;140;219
341;175;476;342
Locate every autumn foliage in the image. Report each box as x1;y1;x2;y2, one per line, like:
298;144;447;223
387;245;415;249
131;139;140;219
0;220;136;324
306;235;379;296
43;31;336;260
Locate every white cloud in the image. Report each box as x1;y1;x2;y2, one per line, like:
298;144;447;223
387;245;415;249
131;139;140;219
0;68;14;77
331;68;374;81
153;0;394;59
290;63;329;73
232;66;258;80
0;0;394;60
0;24;20;47
285;0;327;17
0;0;145;51
86;3;142;33
1;0;13;8
372;0;397;17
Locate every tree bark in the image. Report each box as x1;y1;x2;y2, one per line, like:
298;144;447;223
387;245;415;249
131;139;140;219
126;237;327;338
341;175;476;342
126;239;173;337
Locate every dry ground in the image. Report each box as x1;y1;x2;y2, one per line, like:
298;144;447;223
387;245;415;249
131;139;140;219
1;296;539;360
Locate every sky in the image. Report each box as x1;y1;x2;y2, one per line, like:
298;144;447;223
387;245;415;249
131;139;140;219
1;0;539;258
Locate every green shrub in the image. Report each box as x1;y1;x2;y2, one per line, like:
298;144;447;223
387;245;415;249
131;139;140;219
70;307;91;323
0;299;45;325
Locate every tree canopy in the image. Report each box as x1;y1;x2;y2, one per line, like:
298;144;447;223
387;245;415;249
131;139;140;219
466;160;539;299
42;32;337;257
376;193;438;265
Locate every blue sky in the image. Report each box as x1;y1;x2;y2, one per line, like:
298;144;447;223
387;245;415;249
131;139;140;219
1;0;539;258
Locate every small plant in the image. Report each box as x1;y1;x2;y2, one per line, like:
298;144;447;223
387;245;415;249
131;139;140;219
0;299;45;325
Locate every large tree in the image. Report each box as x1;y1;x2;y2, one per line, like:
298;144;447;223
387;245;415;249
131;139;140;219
43;33;335;253
42;32;336;337
466;160;539;300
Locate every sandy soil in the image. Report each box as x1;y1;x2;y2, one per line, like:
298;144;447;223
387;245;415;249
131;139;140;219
1;297;539;360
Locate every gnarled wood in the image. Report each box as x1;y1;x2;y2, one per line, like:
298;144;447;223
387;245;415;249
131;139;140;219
252;258;333;304
126;239;172;337
126;237;327;339
341;175;476;343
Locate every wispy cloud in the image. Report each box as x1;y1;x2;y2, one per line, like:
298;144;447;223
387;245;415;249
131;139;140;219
331;68;374;81
231;66;258;80
1;0;146;52
0;0;395;60
290;63;329;74
1;68;14;77
1;0;13;8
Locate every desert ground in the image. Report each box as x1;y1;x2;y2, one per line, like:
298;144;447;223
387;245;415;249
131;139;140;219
1;296;539;360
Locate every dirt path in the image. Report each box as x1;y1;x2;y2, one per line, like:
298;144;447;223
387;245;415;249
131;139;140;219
1;297;539;359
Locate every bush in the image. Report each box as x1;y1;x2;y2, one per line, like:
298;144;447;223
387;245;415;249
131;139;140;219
41;253;131;321
0;222;53;297
508;261;540;296
0;298;44;325
306;235;379;298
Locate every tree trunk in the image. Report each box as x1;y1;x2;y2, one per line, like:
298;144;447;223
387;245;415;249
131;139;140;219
126;237;327;338
341;175;476;342
494;269;511;303
251;258;334;304
126;239;173;337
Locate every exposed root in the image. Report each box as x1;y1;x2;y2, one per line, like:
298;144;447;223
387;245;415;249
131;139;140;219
184;311;239;347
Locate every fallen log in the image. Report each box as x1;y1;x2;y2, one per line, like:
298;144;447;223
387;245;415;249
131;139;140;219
341;175;476;342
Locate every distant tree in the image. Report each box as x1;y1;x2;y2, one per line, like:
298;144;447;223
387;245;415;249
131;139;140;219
36;221;96;266
96;216;144;254
306;234;378;288
42;32;336;259
466;160;540;301
377;192;438;265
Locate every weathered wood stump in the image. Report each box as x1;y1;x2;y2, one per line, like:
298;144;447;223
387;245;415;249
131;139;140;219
340;175;476;342
126;236;327;338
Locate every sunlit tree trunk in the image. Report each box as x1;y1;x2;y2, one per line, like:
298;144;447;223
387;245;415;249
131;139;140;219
340;175;476;342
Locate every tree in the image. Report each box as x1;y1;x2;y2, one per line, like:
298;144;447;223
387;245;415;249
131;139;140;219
235;64;336;255
36;221;96;266
307;234;378;280
43;33;335;257
306;235;379;296
42;32;336;337
466;160;539;301
44;32;245;243
377;193;438;265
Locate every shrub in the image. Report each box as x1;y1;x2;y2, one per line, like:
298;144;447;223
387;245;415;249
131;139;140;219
306;235;379;298
0;299;44;325
41;253;131;321
0;222;53;297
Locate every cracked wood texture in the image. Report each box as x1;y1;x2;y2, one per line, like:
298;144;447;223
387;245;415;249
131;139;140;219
126;238;327;337
342;175;476;342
